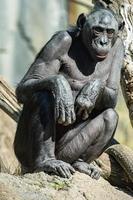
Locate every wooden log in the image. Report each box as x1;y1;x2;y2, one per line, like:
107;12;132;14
94;0;133;129
0;76;21;122
95;151;133;189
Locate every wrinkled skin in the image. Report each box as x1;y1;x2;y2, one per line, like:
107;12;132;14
14;8;124;179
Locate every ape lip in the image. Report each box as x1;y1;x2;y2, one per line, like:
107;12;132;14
96;54;107;59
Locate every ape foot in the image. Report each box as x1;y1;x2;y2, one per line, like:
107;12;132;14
72;160;101;180
36;159;75;178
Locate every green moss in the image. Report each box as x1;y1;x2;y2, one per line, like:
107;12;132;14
49;177;71;191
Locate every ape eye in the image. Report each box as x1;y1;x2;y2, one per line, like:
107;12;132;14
93;27;104;34
107;29;115;36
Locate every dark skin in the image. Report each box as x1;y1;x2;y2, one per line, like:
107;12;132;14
14;8;124;179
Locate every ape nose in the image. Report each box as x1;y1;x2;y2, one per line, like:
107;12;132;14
100;41;107;46
100;37;108;46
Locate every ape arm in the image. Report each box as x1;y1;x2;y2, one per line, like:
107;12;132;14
16;31;72;103
75;39;124;118
16;31;75;125
99;38;124;109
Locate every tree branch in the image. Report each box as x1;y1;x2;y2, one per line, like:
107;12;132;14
70;0;94;8
0;77;21;122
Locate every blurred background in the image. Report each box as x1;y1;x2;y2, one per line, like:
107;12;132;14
0;0;132;173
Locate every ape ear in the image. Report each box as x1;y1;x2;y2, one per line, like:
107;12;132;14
118;21;125;31
77;13;87;29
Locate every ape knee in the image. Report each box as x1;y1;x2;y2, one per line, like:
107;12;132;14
103;108;118;132
104;108;118;121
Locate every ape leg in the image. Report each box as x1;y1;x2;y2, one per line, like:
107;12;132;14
56;108;118;179
56;108;118;163
14;91;56;171
14;91;75;177
81;108;118;162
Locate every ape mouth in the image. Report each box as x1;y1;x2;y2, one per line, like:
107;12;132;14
91;43;108;59
96;54;107;59
95;49;109;59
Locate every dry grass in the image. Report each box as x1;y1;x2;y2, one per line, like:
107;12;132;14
0;109;19;174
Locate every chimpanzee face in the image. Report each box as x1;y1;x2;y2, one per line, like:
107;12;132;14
77;9;119;61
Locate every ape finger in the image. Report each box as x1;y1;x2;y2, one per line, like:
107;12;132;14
90;169;101;180
64;105;76;126
55;100;60;121
82;110;89;120
62;166;72;178
63;108;72;126
81;168;91;176
68;165;75;174
75;103;81;114
76;106;84;117
71;109;76;123
57;166;68;178
94;172;101;180
58;101;65;124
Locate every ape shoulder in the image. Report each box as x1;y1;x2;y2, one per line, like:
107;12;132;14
36;31;72;62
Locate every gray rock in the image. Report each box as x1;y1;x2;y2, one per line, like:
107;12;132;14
0;172;132;200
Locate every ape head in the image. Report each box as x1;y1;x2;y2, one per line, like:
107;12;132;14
77;8;124;61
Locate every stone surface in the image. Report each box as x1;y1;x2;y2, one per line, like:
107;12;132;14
0;172;132;200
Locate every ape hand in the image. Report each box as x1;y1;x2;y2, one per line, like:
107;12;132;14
42;159;75;178
72;160;101;180
75;79;104;120
75;94;94;120
55;75;76;125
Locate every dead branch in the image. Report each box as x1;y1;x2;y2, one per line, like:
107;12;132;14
70;0;94;8
0;76;21;122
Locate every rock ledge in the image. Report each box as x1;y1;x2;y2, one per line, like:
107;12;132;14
0;172;133;200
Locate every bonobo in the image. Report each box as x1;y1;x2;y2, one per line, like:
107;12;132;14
14;7;124;179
